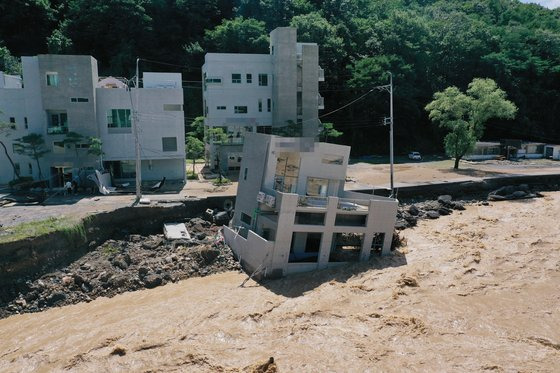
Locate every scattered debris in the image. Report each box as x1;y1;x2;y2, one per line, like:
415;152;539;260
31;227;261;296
0;217;240;319
164;223;191;240
396;195;466;229
110;345;127;356
487;184;541;201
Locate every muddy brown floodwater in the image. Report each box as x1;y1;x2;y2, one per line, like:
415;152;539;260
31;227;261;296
1;193;559;372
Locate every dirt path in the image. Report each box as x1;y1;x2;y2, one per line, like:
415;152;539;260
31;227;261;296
1;194;559;372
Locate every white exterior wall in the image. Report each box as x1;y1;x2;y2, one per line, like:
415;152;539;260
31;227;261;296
1;56;186;185
96;83;185;181
0;87;29;182
226;133;398;278
202;53;273;129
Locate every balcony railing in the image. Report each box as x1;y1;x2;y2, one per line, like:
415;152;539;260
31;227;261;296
337;198;369;212
318;67;325;81
47;126;68;135
297;195;328;209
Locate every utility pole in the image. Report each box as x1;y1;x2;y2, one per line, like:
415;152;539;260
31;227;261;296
388;72;394;197
133;57;142;200
374;72;395;197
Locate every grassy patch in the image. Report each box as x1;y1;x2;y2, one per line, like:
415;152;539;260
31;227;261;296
102;243;120;256
212;177;231;186
0;216;83;244
187;171;198;180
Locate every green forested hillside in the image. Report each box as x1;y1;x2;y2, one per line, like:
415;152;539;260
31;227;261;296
1;0;559;154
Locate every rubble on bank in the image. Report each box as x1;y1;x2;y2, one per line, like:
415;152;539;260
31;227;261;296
396;194;467;230
0;217;240;319
487;184;542;201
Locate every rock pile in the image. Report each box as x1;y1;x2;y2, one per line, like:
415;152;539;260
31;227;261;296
0;217;240;319
487;184;541;201
396;195;466;230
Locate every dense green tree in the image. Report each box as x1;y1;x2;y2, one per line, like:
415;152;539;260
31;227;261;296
14;133;50;179
0;116;20;179
0;46;21;75
54;0;153;75
87;137;104;169
0;0;55;55
320;122;343;143
425;78;517;169
186;136;205;175
204;17;268;53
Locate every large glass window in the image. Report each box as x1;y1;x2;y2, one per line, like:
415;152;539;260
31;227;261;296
232;73;241;83
259;74;268;86
107;109;131;128
274;152;300;193
47;111;68;134
46;72;58;87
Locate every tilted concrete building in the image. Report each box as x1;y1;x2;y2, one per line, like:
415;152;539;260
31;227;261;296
202;27;325;174
0;55;185;185
223;133;398;278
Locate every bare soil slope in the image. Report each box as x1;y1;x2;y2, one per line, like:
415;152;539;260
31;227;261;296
1;193;559;372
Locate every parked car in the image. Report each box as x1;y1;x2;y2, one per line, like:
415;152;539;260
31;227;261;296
408;151;422;160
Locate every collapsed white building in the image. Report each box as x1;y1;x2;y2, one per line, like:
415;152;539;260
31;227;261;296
223;133;398;278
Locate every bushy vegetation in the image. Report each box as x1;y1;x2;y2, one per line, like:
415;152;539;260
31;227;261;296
1;0;559;154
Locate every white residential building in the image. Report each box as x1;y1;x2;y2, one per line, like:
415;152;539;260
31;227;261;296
0;54;185;185
202;27;325;174
223;133;398;278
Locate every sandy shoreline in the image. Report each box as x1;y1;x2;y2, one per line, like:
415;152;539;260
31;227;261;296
1;192;559;372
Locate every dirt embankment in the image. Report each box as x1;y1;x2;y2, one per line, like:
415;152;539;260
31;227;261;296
1;193;559;372
0;218;239;319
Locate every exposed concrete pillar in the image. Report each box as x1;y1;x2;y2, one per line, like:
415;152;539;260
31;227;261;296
271;193;298;275
318;196;338;269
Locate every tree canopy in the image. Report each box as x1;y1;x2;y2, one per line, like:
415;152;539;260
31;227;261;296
425;78;517;169
0;0;559;154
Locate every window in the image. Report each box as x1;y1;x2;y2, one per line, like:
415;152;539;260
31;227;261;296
9;117;15;129
257;126;272;134
47;111;68;134
217;106;226;110
53;141;65;154
241;212;252;225
107;109;131;128
163;104;182;111
234;106;247;114
120;161;136;178
297;92;302;115
162;137;177;152
70;97;89;103
258;99;262;112
306;177;330;197
76;143;90;149
246;74;252;83
232;73;241;83
205;77;222;84
258;74;268;86
267;98;271;112
28;163;32;174
274;152;300;193
322;155;344;165
24;117;28;129
243;167;248;180
46;72;58;87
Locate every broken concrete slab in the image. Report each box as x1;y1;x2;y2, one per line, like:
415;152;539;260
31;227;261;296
164;223;191;240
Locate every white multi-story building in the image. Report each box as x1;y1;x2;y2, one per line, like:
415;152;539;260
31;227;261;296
202;27;325;174
0;54;185;185
223;133;398;278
